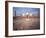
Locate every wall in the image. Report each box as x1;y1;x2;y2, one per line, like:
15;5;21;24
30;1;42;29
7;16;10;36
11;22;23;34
0;0;46;38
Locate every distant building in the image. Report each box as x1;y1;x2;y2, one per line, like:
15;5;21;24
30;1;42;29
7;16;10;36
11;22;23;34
22;12;33;16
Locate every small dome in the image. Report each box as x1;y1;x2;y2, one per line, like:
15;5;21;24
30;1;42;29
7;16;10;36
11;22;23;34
22;13;25;16
29;13;32;16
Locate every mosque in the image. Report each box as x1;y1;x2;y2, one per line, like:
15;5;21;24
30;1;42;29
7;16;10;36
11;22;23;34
22;12;33;16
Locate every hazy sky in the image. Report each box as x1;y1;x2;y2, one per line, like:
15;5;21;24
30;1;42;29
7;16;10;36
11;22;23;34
13;7;40;16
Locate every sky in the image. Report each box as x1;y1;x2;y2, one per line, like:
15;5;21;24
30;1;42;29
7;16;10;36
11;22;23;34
13;7;40;16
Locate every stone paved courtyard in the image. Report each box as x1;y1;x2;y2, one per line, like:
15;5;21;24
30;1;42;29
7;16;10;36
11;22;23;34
13;16;40;30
